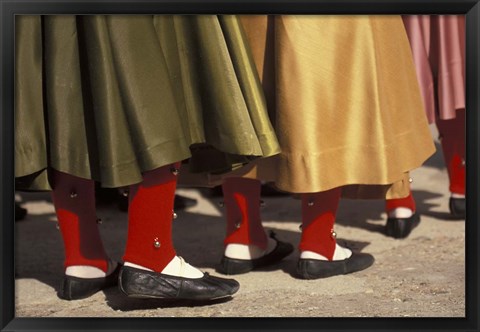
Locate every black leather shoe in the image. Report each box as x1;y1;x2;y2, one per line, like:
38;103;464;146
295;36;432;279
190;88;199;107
217;231;294;275
449;197;465;219
58;262;122;301
385;213;420;239
296;252;375;279
15;203;27;221
174;195;198;210
118;266;239;300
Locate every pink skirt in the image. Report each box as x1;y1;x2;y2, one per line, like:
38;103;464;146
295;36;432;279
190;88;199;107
402;15;465;122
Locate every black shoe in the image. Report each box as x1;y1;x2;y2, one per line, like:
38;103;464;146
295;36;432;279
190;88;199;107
15;203;27;221
58;262;122;301
217;231;294;275
95;186;120;205
296;252;375;279
385;213;420;239
118;266;239;300
174;195;198;210
118;193;129;212
449;197;465;219
208;186;224;197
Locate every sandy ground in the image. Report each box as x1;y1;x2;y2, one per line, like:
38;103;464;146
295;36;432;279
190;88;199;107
14;136;465;318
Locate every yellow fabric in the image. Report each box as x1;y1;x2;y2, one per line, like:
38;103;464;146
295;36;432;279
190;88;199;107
182;15;435;199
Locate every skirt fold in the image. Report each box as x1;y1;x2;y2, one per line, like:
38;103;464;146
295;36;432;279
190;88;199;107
15;15;280;190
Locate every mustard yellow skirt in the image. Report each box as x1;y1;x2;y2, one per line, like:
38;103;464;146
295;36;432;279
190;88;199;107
206;15;436;199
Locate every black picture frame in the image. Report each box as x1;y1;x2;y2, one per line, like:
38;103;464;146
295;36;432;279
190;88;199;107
1;0;478;331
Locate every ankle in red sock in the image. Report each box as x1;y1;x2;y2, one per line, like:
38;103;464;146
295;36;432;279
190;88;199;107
299;188;342;261
448;154;465;195
51;170;109;273
222;177;268;251
123;163;180;272
385;191;416;213
436;110;466;196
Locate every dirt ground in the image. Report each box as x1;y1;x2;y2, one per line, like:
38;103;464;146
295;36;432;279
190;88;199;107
14;135;465;318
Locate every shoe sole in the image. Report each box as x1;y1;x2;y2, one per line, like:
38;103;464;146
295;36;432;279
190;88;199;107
296;253;375;279
119;283;236;301
122;292;234;301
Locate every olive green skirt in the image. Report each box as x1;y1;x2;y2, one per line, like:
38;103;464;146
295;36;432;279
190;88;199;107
15;15;280;190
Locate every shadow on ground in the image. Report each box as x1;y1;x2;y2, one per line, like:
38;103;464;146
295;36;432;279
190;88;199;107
104;289;235;311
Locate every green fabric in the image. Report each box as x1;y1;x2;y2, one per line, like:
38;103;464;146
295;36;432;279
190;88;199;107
15;15;280;190
15;16;50;190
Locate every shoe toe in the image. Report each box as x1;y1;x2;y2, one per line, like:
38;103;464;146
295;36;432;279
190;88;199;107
202;274;240;298
345;252;375;273
273;241;295;260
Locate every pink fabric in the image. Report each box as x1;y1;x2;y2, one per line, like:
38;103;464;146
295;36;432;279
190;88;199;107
402;15;465;123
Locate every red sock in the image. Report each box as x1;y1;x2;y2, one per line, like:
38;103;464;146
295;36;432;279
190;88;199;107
385;192;416;214
51;170;108;272
299;188;342;261
123;164;179;272
448;154;466;195
436;110;466;195
222;177;267;250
